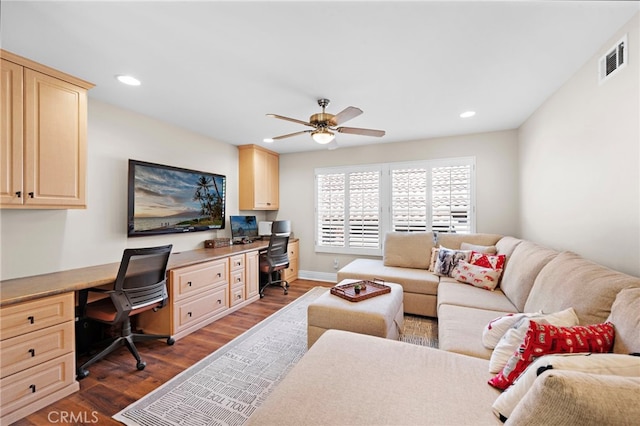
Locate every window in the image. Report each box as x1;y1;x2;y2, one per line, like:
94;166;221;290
315;158;475;255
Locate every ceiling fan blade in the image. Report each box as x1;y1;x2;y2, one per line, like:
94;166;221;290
272;130;312;140
331;106;363;125
336;126;386;137
267;114;314;128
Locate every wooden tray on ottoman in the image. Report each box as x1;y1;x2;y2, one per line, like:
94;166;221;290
330;280;391;302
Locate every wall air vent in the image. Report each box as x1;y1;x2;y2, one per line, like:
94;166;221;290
599;34;627;84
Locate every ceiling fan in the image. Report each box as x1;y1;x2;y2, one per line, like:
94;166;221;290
266;99;385;145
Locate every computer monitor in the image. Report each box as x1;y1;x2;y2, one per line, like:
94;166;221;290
230;215;258;240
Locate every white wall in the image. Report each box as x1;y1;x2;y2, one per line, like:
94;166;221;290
518;13;640;276
0;100;239;280
276;130;520;277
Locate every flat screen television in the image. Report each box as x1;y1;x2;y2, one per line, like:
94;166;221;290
230;215;258;240
128;159;226;237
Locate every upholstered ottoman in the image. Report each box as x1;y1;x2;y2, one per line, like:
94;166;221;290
307;280;404;348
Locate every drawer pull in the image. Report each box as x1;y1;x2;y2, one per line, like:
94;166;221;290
28;192;34;198
236;277;241;282
187;312;192;317
217;273;222;278
29;384;36;393
27;316;35;324
187;281;192;287
28;348;35;357
236;294;242;300
15;191;21;198
236;261;241;266
217;299;222;304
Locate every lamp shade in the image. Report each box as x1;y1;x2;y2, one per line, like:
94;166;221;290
311;128;335;144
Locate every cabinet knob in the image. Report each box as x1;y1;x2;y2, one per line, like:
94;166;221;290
27;316;35;324
236;277;241;282
29;349;35;357
187;312;192;317
28;192;34;198
217;273;222;278
217;299;222;304
187;281;192;287
29;384;36;393
15;191;21;198
236;294;242;300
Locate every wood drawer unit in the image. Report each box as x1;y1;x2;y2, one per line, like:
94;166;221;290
171;259;228;302
283;239;299;283
174;286;229;334
245;250;259;298
230;284;246;307
0;293;78;424
229;254;245;271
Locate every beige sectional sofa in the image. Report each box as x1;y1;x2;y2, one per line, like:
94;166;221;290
250;232;640;425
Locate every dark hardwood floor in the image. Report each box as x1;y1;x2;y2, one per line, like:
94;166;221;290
14;279;332;426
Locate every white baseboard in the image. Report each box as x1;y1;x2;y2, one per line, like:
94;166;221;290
298;270;337;283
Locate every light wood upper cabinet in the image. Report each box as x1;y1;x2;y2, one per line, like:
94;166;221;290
238;144;279;210
1;50;93;209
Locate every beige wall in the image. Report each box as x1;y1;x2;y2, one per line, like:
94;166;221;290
518;13;639;276
0;100;240;280
276;130;520;279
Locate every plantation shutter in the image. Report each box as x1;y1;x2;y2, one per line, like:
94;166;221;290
391;167;429;232
316;173;345;247
348;170;380;248
431;164;472;233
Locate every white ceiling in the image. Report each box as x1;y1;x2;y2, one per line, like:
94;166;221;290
2;1;638;154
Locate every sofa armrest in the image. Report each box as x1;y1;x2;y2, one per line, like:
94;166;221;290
506;370;640;425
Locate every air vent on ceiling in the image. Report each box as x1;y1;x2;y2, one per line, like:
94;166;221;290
599;34;627;84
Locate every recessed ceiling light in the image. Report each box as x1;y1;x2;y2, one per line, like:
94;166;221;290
116;75;141;86
263;138;274;143
460;111;476;118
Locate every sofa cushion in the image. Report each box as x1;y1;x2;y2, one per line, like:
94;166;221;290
524;251;640;326
437;304;514;359
383;231;434;269
436;232;502;250
249;330;502;426
607;287;640;354
438;280;518;313
506;370;640;426
338;258;439;296
488;321;615;390
493;353;640;421
461;242;497;254
495;236;522;259
499;241;557;312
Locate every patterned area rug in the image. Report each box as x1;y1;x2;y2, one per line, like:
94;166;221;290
114;287;438;426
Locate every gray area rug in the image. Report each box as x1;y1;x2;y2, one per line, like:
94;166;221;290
115;287;438;426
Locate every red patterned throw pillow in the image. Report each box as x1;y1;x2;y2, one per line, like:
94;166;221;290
488;320;615;390
451;251;507;291
469;251;506;270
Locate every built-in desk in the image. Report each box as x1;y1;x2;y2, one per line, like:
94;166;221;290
0;240;277;424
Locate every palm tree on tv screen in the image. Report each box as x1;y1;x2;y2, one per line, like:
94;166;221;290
193;176;223;224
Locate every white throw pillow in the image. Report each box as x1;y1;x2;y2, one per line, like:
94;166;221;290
488;307;579;373
483;313;533;349
492;353;640;421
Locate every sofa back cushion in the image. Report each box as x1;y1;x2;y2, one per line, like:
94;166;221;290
383;232;434;269
499;241;558;312
436;233;502;250
524;251;640;326
607;287;640;354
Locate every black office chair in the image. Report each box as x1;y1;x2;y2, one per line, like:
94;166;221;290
76;244;175;379
259;220;291;298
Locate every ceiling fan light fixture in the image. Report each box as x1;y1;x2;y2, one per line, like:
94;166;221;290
311;128;335;144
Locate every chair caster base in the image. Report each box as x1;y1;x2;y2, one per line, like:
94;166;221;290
167;337;175;345
137;361;146;371
77;369;89;380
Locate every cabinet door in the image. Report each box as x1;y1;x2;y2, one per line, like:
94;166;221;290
254;148;279;210
23;69;87;208
245;250;259;298
0;59;23;206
